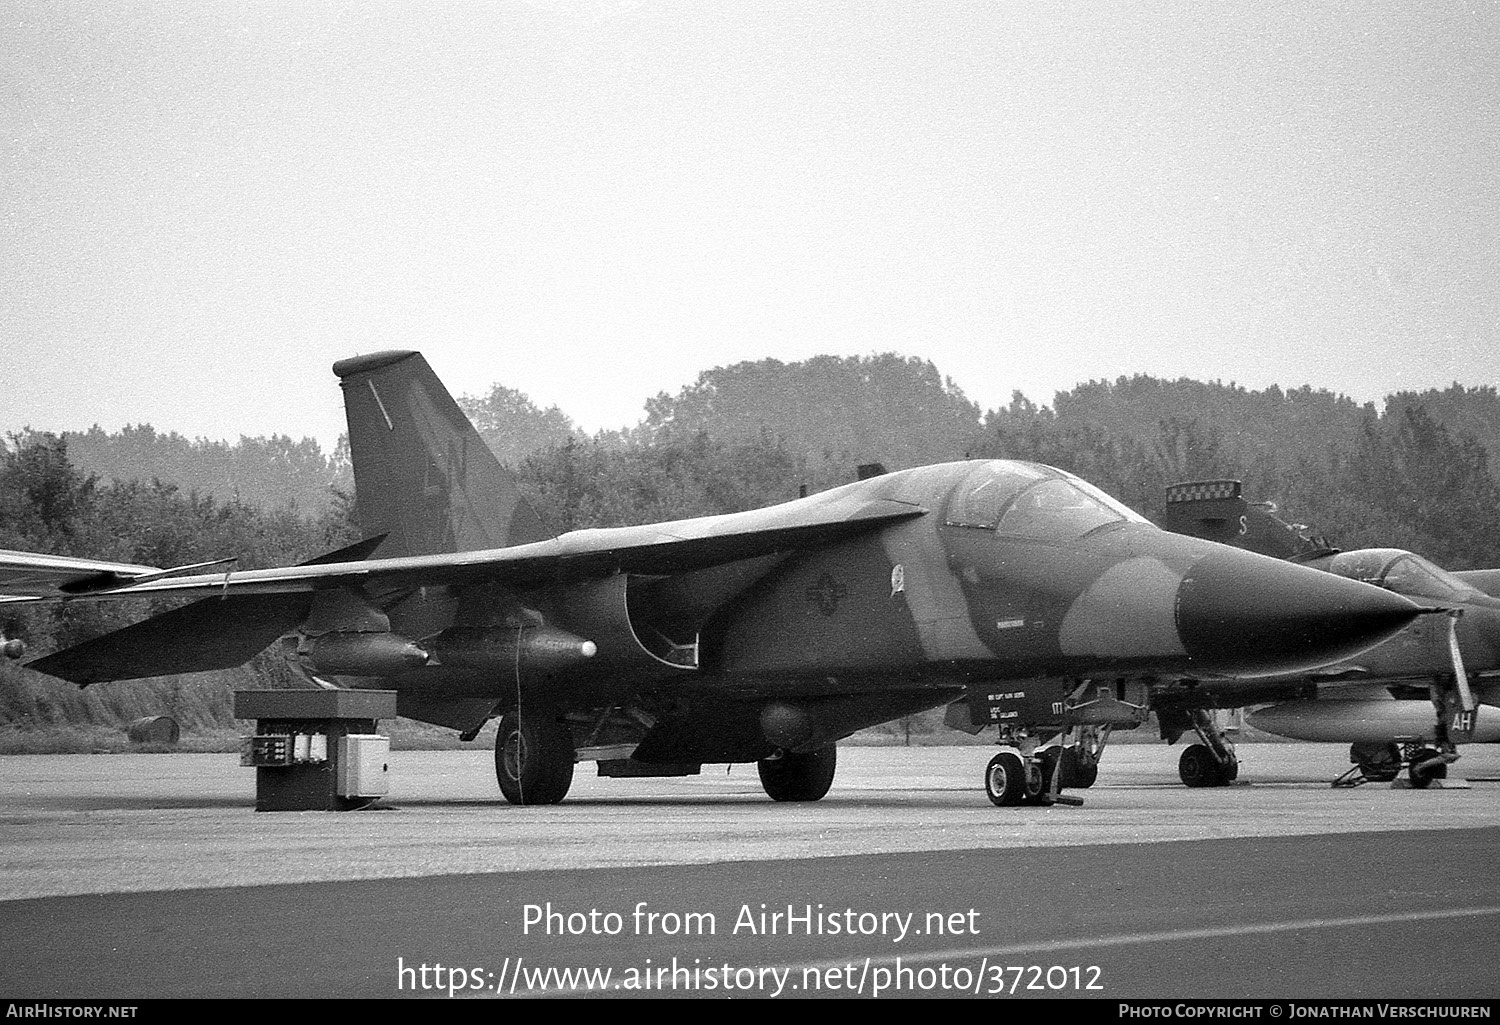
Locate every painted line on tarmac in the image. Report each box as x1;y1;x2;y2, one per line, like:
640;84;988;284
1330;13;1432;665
810;904;1500;968
519;905;1500;997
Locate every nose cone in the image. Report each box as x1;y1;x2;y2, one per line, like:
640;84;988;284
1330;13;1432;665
1176;547;1420;677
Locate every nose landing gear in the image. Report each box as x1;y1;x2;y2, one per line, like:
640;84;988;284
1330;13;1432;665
984;725;1106;807
1332;740;1460;788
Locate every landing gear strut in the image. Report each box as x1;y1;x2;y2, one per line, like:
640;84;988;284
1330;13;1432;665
1405;612;1478;788
495;710;575;805
1419;656;1472;787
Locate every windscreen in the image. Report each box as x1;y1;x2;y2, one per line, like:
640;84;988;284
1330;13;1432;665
996;478;1130;542
1379;554;1487;603
946;461;1141;543
945;462;1050;529
1328;548;1488;603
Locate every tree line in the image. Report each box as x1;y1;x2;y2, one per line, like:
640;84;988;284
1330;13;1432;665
977;376;1500;569
469;359;1500;570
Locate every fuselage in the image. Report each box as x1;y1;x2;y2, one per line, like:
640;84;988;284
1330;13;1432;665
317;460;1420;721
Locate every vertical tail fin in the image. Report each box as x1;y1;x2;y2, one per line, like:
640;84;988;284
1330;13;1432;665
1161;479;1333;561
332;351;552;557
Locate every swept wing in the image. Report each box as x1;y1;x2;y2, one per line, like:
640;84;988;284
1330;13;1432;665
13;495;924;603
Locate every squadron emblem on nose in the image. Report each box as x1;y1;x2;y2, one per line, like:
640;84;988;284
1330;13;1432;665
805;573;848;617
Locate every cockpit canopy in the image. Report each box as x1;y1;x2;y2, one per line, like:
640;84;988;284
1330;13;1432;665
945;461;1149;543
1325;548;1488;603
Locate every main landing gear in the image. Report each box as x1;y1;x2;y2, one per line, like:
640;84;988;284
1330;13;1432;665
495;710;576;805
758;745;837;802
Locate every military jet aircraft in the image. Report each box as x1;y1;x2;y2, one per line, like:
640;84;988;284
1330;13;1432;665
1243;546;1500;787
1157;483;1499;788
7;353;1423;806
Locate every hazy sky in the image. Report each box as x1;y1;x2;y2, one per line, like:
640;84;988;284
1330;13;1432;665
5;1;1498;450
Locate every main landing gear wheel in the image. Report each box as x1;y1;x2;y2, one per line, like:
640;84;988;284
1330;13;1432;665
1407;747;1449;789
758;744;837;802
1178;743;1234;788
495;711;575;806
985;751;1028;806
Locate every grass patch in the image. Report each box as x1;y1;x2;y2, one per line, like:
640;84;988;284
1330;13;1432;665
0;724;248;755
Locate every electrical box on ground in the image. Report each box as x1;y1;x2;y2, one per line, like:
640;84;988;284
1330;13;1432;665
337;735;390;798
233;690;397;812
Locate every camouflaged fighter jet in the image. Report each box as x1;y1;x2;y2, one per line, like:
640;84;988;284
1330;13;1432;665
11;353;1423;807
1160;483;1500;789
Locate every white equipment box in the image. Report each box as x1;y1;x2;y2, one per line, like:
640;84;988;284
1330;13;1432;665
336;734;391;798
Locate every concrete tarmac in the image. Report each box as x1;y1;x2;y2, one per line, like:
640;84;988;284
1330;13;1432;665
1;743;1498;999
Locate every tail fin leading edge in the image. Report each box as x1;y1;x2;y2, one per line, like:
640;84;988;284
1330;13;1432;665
333;351;552;558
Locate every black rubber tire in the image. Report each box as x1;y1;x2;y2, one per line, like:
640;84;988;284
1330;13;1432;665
495;711;575;806
758;745;837;802
1021;752;1046;803
1408;747;1448;789
1179;743;1230;788
1045;746;1100;789
984;751;1028;806
1068;750;1100;789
